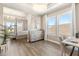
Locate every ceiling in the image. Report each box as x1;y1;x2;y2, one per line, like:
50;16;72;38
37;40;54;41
0;3;71;15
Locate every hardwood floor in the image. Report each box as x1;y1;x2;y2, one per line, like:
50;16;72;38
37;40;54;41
2;39;62;56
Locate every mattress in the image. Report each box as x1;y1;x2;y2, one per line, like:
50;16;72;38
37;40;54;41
8;31;28;39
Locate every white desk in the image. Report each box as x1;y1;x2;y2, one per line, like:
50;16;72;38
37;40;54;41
62;37;79;56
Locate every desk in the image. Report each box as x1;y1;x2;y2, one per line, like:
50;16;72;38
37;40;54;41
62;37;79;56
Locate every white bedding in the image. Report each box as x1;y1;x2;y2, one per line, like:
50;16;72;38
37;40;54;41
9;31;28;39
17;31;28;36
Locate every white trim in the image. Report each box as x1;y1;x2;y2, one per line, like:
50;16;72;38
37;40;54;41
44;15;48;40
45;39;61;45
72;3;76;36
47;7;71;17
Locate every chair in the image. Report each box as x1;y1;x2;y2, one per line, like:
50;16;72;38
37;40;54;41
59;35;79;56
58;35;67;56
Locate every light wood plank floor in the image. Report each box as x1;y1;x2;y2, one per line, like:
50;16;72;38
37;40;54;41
2;39;62;56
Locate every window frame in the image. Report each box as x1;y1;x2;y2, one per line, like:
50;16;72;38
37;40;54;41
47;9;74;37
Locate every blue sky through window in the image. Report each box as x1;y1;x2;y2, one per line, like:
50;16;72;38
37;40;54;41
48;12;72;25
59;12;72;24
48;17;56;25
6;22;15;27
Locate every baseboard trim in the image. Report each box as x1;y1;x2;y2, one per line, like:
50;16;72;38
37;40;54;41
45;39;61;45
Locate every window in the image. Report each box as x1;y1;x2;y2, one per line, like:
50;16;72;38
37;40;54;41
59;11;72;36
6;21;15;33
47;16;56;34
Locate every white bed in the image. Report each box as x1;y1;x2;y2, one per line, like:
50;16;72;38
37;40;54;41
9;31;28;39
16;31;28;39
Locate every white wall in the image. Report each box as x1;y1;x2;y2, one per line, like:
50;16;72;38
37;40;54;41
27;14;42;30
0;5;3;25
42;15;48;40
27;14;32;30
75;4;79;32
